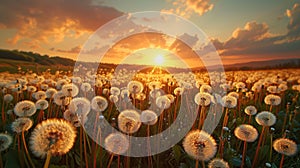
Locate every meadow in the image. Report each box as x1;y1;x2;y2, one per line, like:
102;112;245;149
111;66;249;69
0;65;299;168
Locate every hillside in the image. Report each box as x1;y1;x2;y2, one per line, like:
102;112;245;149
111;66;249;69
0;49;75;66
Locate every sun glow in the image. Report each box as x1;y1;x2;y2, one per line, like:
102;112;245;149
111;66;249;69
155;55;164;65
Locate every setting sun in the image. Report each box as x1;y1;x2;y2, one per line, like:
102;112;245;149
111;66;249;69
154;55;164;65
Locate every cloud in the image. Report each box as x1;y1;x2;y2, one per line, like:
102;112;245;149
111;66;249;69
163;0;214;18
0;0;123;45
286;3;300;39
209;3;300;59
50;45;82;54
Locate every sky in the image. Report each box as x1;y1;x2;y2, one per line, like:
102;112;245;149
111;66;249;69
0;0;299;68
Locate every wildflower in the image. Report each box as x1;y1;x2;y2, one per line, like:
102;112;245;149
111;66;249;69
110;87;121;96
35;99;49;110
62;84;79;97
183;130;217;161
208;158;230;168
14;100;37;117
156;95;171;109
56;79;68;90
140;110;158;125
221;96;237;108
104;133;129;155
166;94;175;103
53;91;70;106
234;124;258;142
244;105;257;115
45;88;57;99
194;92;211;106
174;87;184;96
63;110;81;127
264;94;281;106
273;138;297;156
278;83;288;92
80;82;92;92
118;110;141;134
150;90;161;99
0;133;13;152
236;82;246;89
11;117;33;133
40;84;48;90
135;93;146;101
3;94;13;103
228;92;239;99
267;86;279;94
128;81;144;94
148;81;162;90
69;97;91;116
29;119;76;158
27;86;37;93
91;96;108;112
200;84;212;93
255;111;276;126
109;95;119;103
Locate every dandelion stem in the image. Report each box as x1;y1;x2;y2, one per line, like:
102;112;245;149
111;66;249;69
0;153;3;168
251;126;265;168
83;131;89;168
279;154;284;168
269;133;273;162
241;141;247;168
43;152;51;168
107;154;114;168
195;160;198;168
22;131;35;168
80;126;83;168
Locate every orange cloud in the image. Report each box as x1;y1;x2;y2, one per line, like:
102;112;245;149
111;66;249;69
0;0;123;46
163;0;214;18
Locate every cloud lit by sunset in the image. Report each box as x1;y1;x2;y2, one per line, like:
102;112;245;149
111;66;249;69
0;0;299;67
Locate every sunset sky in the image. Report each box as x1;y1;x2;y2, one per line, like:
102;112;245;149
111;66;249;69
0;0;299;68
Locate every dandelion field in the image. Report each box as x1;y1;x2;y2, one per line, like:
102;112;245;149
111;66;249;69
0;66;300;168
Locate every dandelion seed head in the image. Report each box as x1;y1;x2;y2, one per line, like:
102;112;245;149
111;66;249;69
104;133;129;155
110;87;121;96
62;84;79;97
53;91;70;106
234;124;258;142
69;97;91;116
156;95;171;109
244;105;257;116
45;88;57;99
200;84;212;93
0;133;13;152
264;94;281;106
174;87;184;95
91;96;108;112
128;81;144;94
35;99;49;110
221;96;237;108
3;94;13;103
140;110;158;125
118;110;141;134
208;158;230;168
11;117;33;133
273;138;297;156
255;111;276;126
194;92;211;106
29;119;76;158
14;100;37;117
183;130;217;161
